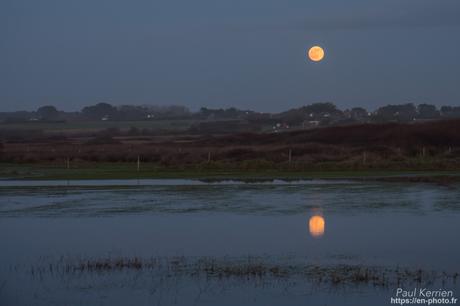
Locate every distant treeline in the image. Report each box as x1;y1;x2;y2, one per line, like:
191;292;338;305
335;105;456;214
1;102;460;127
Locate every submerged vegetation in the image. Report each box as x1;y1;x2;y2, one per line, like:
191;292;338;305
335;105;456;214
28;256;459;289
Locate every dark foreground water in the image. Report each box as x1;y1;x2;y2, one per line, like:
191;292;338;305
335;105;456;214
1;179;459;306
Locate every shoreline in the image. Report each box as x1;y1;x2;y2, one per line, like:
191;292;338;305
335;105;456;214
1;163;460;183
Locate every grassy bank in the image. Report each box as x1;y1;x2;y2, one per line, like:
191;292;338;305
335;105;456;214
1;162;460;181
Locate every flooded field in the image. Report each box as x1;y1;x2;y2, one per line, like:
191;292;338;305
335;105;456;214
1;179;459;305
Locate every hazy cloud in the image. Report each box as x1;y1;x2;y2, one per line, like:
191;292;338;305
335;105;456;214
299;3;460;31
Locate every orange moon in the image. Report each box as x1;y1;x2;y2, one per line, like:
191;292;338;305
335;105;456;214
308;46;325;62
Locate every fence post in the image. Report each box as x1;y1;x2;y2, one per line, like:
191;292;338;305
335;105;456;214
288;149;292;165
137;155;140;172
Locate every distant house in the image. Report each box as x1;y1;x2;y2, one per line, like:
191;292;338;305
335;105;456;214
272;122;290;132
302;120;320;128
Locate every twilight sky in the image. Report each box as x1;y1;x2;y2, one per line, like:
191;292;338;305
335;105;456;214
1;0;460;112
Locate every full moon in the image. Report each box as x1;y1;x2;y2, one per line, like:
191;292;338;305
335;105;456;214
308;46;325;62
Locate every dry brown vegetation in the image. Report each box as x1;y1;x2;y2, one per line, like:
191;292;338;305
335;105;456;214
1;119;460;170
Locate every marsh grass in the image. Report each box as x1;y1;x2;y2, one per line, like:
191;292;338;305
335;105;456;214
28;256;459;289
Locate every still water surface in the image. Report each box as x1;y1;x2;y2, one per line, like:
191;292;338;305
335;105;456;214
1;179;459;305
